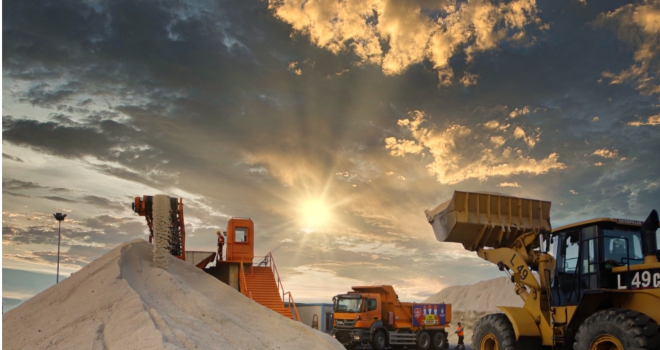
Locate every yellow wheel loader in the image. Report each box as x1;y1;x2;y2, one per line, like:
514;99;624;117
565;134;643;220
425;191;660;350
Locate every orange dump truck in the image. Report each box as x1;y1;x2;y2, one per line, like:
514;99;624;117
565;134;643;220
332;285;451;350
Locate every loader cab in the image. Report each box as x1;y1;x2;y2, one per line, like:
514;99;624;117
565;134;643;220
550;218;649;306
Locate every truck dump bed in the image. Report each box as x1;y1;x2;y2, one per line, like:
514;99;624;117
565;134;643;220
425;191;551;251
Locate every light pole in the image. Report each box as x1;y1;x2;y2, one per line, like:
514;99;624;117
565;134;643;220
53;213;67;283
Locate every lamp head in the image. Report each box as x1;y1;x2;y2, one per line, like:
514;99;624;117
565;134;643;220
53;213;67;221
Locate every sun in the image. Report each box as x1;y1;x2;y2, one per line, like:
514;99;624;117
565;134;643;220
300;199;332;232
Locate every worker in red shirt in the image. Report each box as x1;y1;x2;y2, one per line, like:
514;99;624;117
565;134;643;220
455;322;465;349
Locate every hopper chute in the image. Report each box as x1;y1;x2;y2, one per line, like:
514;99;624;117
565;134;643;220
424;191;552;251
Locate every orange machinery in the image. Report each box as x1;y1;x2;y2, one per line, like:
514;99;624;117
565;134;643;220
333;285;452;350
224;217;255;262
131;195;255;267
132;195;186;261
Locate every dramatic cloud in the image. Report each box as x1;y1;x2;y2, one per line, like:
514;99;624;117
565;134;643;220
270;0;542;83
509;106;530;118
385;110;566;184
592;148;619;158
628;114;660;126
597;1;660;95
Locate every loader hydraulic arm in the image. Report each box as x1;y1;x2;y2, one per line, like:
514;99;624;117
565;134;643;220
425;191;555;299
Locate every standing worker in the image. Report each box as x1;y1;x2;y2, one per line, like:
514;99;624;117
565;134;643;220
216;230;225;262
455;322;465;349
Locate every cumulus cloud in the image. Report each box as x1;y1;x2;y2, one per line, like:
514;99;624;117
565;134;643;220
460;72;480;86
627;114;660;126
490;135;506;147
385;110;566;184
512;126;540;148
509;106;530;118
384;137;424;156
288;61;302;75
597;1;660;95
270;0;542;83
483;120;509;130
592;148;619;158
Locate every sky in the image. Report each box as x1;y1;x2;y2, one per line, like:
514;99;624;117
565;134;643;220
3;0;660;311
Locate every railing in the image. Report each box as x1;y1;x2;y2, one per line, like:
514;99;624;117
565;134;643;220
255;252;301;322
239;259;253;299
283;291;301;322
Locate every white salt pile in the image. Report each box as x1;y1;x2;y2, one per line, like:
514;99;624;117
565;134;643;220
3;240;344;350
424;276;524;344
424;276;523;312
153;194;172;269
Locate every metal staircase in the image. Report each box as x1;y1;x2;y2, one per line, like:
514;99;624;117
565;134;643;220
239;253;300;321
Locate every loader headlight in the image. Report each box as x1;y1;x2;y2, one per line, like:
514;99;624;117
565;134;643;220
353;335;360;340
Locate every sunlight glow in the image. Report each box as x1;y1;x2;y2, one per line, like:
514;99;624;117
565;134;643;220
300;199;332;232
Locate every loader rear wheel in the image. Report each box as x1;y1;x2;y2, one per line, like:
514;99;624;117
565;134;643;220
417;331;431;350
472;314;518;350
574;308;660;350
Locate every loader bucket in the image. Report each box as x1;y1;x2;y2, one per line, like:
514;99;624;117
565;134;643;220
425;191;551;251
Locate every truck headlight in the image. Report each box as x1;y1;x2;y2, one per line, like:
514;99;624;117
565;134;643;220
353;335;360;340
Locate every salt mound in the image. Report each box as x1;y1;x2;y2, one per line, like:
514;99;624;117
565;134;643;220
3;239;344;350
424;276;523;312
424;277;525;344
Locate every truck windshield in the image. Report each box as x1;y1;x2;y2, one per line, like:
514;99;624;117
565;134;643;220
335;297;363;313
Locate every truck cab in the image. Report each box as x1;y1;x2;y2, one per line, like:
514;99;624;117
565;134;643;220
333;292;381;346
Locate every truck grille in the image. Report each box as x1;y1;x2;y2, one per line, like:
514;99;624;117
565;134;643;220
335;319;357;328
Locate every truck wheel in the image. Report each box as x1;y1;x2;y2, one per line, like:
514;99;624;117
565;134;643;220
472;314;518;350
417;331;431;350
574;308;660;350
372;330;387;350
432;331;447;349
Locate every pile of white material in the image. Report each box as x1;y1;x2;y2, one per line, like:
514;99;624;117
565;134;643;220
3;240;344;350
424;277;524;344
153;194;173;269
424;276;523;312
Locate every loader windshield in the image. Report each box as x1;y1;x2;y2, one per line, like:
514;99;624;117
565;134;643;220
335;296;363;313
602;229;644;265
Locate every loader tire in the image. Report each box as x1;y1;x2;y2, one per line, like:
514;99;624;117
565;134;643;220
574;308;660;350
472;314;518;350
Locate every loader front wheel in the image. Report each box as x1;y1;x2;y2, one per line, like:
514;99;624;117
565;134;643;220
472;314;518;350
574;308;660;350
